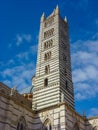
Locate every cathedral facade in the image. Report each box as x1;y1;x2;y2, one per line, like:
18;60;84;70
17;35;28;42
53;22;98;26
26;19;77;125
0;6;98;130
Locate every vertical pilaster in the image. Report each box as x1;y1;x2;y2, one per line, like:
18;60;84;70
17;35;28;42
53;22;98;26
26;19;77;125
60;104;66;130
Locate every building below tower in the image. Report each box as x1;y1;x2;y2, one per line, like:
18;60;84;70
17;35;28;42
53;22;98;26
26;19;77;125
0;82;98;130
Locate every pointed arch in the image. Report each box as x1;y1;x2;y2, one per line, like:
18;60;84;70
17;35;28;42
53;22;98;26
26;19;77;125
44;53;47;61
17;116;26;130
45;65;50;74
44;78;48;87
42;118;52;130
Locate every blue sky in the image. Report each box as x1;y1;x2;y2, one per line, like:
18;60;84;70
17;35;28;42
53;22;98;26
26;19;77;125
0;0;98;117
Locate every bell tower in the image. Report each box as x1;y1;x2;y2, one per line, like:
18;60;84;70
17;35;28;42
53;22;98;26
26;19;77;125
33;6;74;110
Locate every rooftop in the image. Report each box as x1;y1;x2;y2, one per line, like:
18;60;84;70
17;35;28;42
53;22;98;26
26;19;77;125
20;85;33;94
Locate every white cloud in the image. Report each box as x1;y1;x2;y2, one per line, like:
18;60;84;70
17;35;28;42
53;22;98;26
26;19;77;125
85;65;97;80
16;34;23;46
0;60;15;71
1;63;35;90
0;42;37;91
2;31;98;102
92;33;98;40
88;108;98;117
71;34;98;101
3;80;12;87
23;34;32;42
16;44;37;61
16;34;32;46
75;82;98;100
17;52;29;60
73;65;98;83
30;44;38;53
86;40;98;52
73;69;87;83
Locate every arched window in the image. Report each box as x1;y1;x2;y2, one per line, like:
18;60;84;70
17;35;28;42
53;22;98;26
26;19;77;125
44;39;53;50
50;39;53;47
49;41;51;48
51;28;54;35
48;65;50;73
44;78;48;87
44;52;51;61
45;65;50;74
44;53;47;61
45;66;48;74
44;42;46;49
49;30;51;36
49;52;51;59
44;28;54;39
42;119;52;130
47;53;50;59
17;116;26;130
44;32;46;38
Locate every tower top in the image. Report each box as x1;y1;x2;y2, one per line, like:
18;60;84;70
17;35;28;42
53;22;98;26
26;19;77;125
41;12;46;22
40;5;61;22
55;5;60;15
64;16;67;22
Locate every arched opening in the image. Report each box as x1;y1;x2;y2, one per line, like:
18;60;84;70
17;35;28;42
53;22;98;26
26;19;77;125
49;41;51;48
47;65;50;73
45;66;48;74
17;116;26;130
44;78;48;87
45;65;50;74
44;53;47;61
44;52;51;61
47;53;50;59
44;42;46;49
42;119;52;130
44;32;47;38
49;52;51;59
49;30;51;36
51;28;54;35
50;39;53;47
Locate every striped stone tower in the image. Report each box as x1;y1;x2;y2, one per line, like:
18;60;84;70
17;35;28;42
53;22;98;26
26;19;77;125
33;6;74;110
